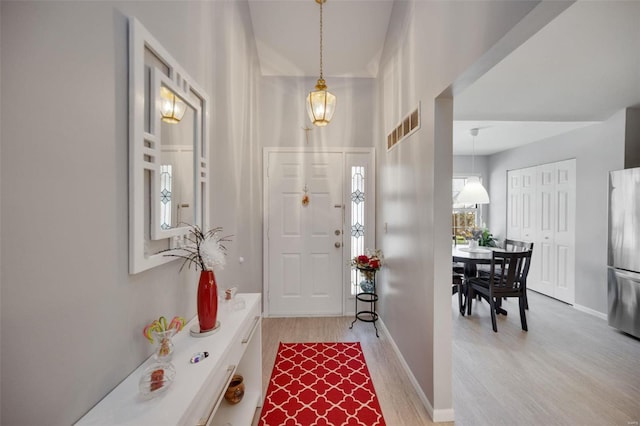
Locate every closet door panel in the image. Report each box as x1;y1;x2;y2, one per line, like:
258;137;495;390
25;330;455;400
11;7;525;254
506;170;522;240
554;159;576;304
520;166;538;242
521;166;539;286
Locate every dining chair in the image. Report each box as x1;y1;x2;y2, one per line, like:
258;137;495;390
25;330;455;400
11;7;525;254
478;239;534;309
466;249;532;332
505;240;533;309
452;271;466;315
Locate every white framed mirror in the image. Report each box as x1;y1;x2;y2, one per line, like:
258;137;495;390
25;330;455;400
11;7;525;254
129;18;209;274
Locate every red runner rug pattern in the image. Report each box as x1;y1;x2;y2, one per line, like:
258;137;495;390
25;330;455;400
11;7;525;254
259;342;386;426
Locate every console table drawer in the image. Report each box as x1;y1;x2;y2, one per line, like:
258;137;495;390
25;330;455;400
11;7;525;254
227;306;261;371
185;364;236;426
187;301;262;425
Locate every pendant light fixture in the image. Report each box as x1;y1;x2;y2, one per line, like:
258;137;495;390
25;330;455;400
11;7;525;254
456;128;490;205
160;86;187;124
306;0;336;127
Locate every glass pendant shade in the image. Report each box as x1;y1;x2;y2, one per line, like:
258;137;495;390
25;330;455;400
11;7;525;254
160;86;187;124
306;0;336;127
306;79;336;127
456;176;490;205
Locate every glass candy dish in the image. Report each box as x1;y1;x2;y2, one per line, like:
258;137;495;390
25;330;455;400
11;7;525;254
139;362;176;398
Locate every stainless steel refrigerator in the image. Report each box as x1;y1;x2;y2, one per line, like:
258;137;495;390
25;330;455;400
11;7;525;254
608;167;640;338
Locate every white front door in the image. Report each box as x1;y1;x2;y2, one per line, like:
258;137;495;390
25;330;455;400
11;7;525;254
265;151;344;316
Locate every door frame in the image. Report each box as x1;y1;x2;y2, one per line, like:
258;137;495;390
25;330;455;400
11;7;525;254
262;147;376;317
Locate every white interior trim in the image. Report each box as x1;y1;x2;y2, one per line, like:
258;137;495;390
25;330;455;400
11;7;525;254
573;303;607;321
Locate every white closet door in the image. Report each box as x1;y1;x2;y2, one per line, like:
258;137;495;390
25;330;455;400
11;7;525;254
506;170;522;240
520;166;538;242
520;166;539;286
507;160;576;304
553;159;576;304
535;163;557;297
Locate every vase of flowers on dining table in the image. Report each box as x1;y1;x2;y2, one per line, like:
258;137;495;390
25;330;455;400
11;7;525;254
471;226;497;247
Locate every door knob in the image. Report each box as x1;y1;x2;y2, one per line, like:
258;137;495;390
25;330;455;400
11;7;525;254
335;242;341;248
334;229;341;236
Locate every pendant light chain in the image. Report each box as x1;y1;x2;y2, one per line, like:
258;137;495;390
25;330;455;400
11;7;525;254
470;128;479;175
471;133;476;174
319;0;324;80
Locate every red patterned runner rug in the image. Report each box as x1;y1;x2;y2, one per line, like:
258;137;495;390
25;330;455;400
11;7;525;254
259;342;386;426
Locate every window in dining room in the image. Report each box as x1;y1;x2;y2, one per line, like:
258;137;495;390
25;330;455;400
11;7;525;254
452;176;480;242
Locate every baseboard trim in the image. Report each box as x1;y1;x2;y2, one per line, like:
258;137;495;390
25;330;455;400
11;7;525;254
432;408;455;423
573;303;607;321
376;318;455;423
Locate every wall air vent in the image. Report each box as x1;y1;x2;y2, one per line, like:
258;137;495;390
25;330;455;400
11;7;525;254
387;103;420;151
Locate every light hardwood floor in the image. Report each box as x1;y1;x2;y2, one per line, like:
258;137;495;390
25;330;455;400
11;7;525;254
255;291;640;425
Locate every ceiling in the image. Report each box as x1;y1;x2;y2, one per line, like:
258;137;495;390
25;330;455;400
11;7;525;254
452;120;599;156
453;1;640;155
248;1;640;155
248;0;394;78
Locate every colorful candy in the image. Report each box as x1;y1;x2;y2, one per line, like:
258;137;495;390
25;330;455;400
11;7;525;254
142;315;186;344
168;316;186;332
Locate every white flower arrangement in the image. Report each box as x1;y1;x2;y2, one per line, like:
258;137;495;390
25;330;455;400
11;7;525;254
200;238;227;271
163;225;231;272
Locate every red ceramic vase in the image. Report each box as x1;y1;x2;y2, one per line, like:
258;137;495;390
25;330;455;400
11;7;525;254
197;270;218;332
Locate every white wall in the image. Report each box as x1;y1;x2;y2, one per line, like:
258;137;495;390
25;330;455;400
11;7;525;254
207;1;263;296
0;4;3;422
453;155;490;181
624;108;640;168
487;110;627;315
375;0;554;419
0;1;261;424
257;76;375;148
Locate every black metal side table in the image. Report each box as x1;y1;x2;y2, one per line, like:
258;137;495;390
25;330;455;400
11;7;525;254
349;266;379;337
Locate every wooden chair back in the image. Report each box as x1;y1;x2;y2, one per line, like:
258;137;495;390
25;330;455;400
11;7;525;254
504;238;533;252
488;250;532;294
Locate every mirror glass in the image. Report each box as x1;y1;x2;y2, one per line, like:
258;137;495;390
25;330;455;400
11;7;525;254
158;91;195;231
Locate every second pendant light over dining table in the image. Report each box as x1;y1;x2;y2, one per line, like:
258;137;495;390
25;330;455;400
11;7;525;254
456;128;490;205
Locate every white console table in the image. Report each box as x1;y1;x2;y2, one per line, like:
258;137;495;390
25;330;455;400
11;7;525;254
76;293;262;426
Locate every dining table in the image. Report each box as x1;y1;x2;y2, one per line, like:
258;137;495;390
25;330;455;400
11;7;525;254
452;245;508;315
